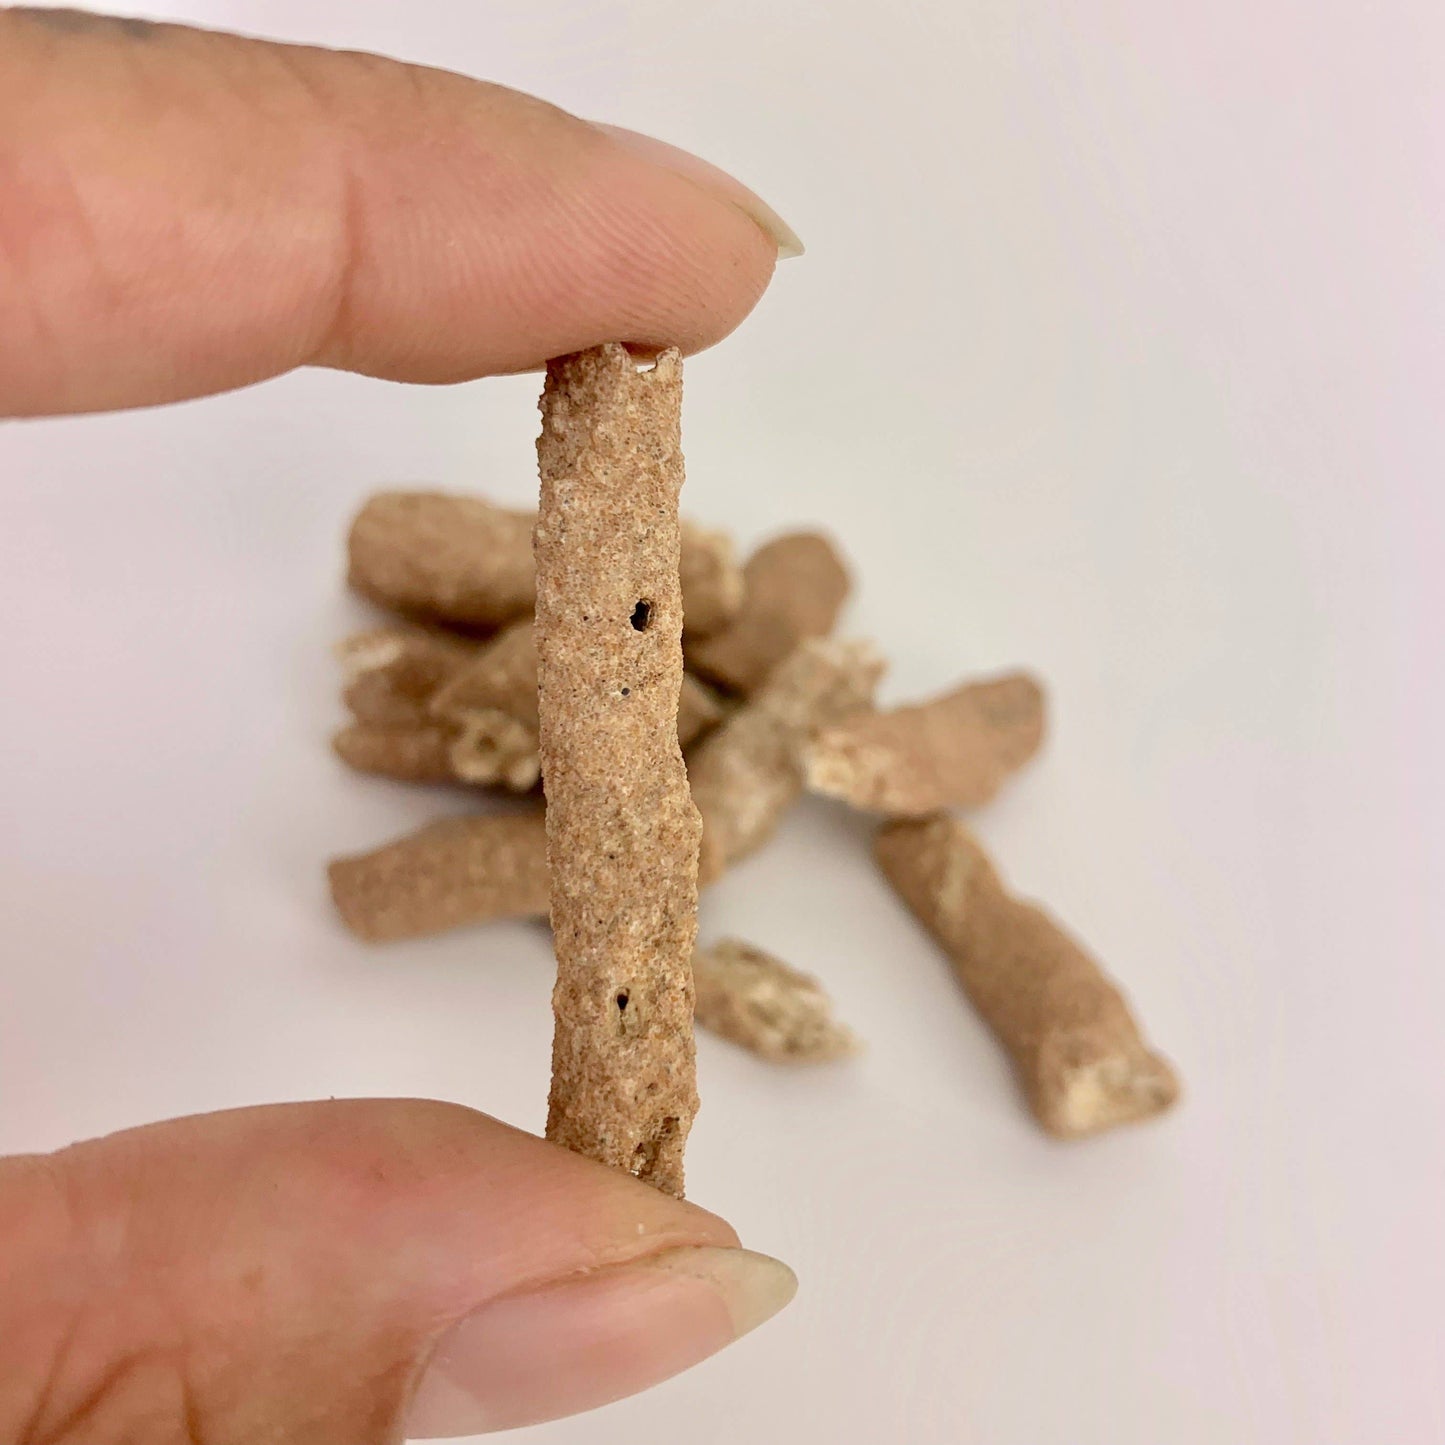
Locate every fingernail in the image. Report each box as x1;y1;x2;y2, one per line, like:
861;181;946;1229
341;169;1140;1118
406;1245;797;1437
594;122;805;259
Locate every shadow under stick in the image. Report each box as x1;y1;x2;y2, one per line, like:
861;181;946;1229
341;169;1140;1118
535;344;703;1198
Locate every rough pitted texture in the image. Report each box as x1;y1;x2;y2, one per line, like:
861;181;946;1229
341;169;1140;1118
347;491;743;637
875;814;1180;1138
686;531;851;694
693;939;860;1063
689;637;885;882
806;672;1046;815
328;810;549;942
337;626;477;729
534;344;702;1198
347;492;538;628
326;641;879;945
332;723;458;784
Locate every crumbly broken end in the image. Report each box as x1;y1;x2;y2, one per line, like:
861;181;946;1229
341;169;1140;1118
347;490;539;627
1036;1036;1181;1139
688;636;886;880
535;343;701;1198
679;521;745;637
805;671;1046;815
874;813;1179;1138
328;809;549;942
448;709;541;790
685;531;852;694
693;938;861;1063
331;723;459;784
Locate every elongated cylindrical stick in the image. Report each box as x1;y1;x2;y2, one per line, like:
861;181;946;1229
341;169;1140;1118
806;672;1045;815
534;344;702;1197
327;638;879;942
331;723;459;784
685;531;850;694
328;810;549;942
875;814;1180;1138
693;938;860;1063
689;636;885;881
347;491;743;637
348;493;537;629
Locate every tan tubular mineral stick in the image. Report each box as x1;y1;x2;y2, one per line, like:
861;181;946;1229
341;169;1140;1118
534;344;703;1198
430;617;725;790
875;813;1180;1138
693;938;860;1063
328;810;549;942
806;671;1046;815
327;637;881;943
689;636;885;881
685;531;850;694
331;722;459;784
348;491;743;637
348;492;538;629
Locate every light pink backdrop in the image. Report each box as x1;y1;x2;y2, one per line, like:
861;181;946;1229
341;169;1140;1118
2;3;1441;1442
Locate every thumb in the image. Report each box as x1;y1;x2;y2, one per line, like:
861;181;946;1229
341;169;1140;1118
0;1099;796;1443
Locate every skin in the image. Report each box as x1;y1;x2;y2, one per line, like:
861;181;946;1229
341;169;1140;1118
0;8;786;1440
0;7;778;414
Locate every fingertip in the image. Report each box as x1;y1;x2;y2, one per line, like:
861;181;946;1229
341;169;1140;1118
406;1246;797;1437
2;1099;755;1442
594;121;805;260
0;18;789;412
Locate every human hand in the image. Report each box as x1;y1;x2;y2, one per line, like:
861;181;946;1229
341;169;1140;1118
0;9;798;1441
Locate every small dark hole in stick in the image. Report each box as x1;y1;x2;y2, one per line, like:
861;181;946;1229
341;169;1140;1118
631;1116;679;1176
620;687;630;696
616;991;629;1011
630;600;652;631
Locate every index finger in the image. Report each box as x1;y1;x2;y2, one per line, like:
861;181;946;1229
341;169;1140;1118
0;9;793;417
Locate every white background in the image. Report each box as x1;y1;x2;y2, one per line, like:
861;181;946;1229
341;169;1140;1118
3;2;1442;1442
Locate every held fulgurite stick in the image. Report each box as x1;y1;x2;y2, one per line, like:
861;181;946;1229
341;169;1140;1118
328;635;883;940
534;345;702;1197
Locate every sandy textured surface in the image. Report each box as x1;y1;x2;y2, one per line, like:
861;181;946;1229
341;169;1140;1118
876;814;1179;1137
693;938;860;1062
534;344;702;1197
807;672;1045;815
348;490;742;637
328;810;550;942
689;637;885;881
686;531;850;694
